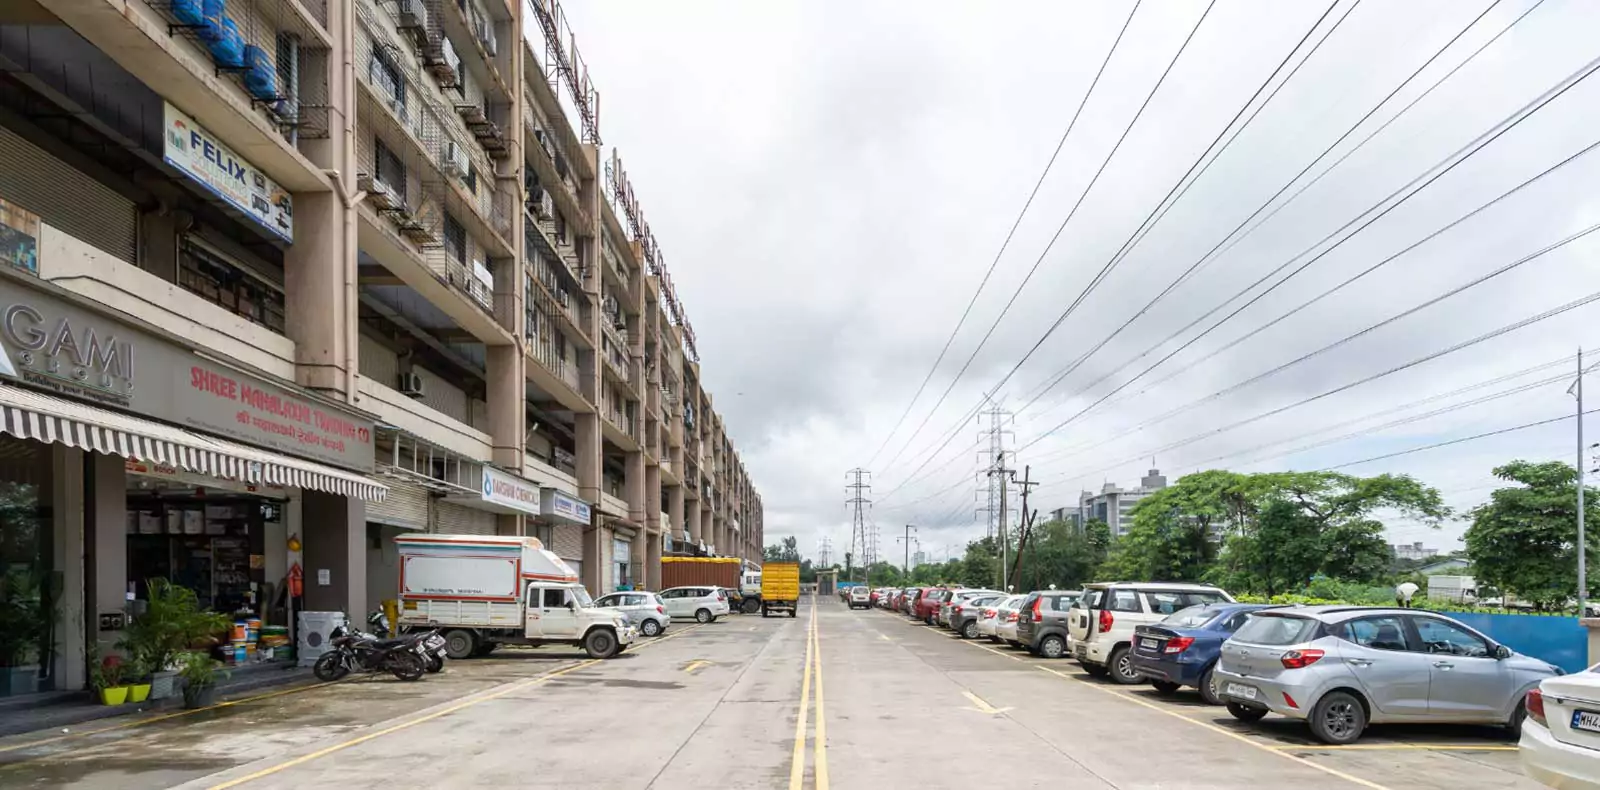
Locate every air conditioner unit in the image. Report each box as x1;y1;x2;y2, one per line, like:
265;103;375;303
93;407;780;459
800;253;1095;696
358;174;400;210
442;141;470;179
396;0;429;47
398;371;425;397
475;18;497;55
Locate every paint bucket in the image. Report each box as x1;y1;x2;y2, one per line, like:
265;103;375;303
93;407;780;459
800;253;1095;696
245;618;262;642
230;622;247;642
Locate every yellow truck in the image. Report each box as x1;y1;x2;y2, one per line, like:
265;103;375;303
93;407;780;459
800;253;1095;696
760;562;801;618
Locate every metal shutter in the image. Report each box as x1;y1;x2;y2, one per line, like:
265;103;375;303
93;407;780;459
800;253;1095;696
434;500;494;535
0;126;136;263
366;477;429;530
549;523;583;561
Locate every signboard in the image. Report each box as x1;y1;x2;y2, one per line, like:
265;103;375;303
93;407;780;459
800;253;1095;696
0;277;375;471
0;199;40;274
162;103;294;243
541;488;592;526
479;466;542;516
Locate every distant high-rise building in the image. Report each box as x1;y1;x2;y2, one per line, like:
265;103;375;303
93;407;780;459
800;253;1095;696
912;550;927;568
1391;542;1440;561
1075;469;1169;538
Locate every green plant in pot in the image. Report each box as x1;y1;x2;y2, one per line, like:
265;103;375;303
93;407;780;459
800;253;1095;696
0;567;49;697
176;650;226;709
120;579;231;701
88;646;130;706
124;654;151;704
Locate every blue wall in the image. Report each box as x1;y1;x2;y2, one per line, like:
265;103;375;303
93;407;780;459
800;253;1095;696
1449;612;1589;674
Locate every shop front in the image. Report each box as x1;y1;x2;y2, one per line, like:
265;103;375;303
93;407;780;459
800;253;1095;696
0;273;387;694
538;487;592;590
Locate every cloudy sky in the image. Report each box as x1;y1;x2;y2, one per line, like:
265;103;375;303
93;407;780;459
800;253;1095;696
558;0;1600;565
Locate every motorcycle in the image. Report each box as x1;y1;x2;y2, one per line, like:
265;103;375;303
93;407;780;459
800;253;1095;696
312;623;427;682
368;611;447;673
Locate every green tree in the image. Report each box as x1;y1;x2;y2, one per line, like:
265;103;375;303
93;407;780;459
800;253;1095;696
1101;485;1218;582
1219;499;1323;596
764;536;801;563
1465;460;1599;609
1014;518;1108;593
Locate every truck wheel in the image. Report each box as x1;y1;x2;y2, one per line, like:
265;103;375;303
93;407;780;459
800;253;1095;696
584;628;620;659
788;607;796;618
443;629;478;660
695;608;712;624
743;599;761;614
761;605;770;618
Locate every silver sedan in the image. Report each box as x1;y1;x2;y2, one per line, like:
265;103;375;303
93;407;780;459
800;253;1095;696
594;591;671;637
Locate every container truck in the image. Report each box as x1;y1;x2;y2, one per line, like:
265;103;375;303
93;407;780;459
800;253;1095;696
761;562;801;617
661;556;766;613
394;534;636;659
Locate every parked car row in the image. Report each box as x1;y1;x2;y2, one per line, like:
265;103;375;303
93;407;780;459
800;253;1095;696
867;581;1571;751
594;586;734;637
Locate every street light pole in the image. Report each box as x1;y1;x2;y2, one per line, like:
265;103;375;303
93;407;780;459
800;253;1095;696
1580;348;1588;618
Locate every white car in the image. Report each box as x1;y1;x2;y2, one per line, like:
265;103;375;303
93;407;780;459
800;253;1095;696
1521;664;1600;790
593;591;670;637
658;586;730;623
979;595;1024;642
992;595;1028;647
1067;582;1233;684
848;586;871;609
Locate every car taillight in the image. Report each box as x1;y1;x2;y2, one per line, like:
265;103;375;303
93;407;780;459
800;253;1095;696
1280;649;1324;669
1527;689;1547;727
1163;637;1194;654
1006;612;1018;622
983;609;996;618
717;590;726;600
1032;598;1043;623
657;605;666;614
1098;609;1113;633
953;606;963;615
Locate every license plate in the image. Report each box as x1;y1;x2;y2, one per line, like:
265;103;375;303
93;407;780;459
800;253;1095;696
424;636;445;649
435;648;448;659
1226;683;1258;701
1573;710;1600;733
1140;638;1159;651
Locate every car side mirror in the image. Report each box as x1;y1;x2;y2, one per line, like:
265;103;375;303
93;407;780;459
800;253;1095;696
567;601;576;611
1494;644;1512;660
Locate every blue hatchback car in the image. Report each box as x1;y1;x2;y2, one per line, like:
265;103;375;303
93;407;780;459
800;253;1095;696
1129;603;1278;704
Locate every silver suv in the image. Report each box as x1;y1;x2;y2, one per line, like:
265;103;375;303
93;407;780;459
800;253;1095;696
1217;606;1560;744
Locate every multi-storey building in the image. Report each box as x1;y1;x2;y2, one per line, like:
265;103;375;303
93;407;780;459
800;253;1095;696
1073;468;1168;537
0;0;759;697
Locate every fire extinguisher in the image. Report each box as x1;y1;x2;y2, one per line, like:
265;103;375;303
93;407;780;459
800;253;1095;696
288;563;303;598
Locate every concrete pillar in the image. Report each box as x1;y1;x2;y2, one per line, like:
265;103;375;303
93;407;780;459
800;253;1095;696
668;485;684;544
582;523;603;594
301;491;366;618
487;345;524;469
645;530;662;591
702;507;714;555
686;497;702;547
283;191;351;396
631;530;647;590
625;450;645;523
84;452;127;653
575;413;602;507
51;445;86;690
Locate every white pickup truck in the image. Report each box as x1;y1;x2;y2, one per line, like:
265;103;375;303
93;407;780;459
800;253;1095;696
394;534;636;659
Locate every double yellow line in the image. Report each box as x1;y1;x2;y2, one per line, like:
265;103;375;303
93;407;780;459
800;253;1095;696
788;598;829;790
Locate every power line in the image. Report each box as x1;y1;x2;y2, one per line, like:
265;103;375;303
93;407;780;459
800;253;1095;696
1041;286;1600;487
1014;0;1514;419
877;2;1335;486
876;0;1224;476
862;0;1144;470
1018;49;1600;457
1322;409;1599;471
1022;129;1600;459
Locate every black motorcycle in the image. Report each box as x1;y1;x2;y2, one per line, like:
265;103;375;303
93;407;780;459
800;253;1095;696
368;611;447;673
312;623;426;682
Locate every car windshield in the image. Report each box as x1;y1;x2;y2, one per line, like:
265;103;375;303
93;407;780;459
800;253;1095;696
571;587;595;608
1232;614;1317;646
1161;605;1222;628
1000;596;1024;609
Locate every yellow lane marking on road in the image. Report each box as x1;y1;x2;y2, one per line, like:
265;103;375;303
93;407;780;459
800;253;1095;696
1033;664;1390;790
960;690;1013;716
813;604;830;790
203;623;709;790
788;603;815;790
1269;743;1518;752
683;660;712;675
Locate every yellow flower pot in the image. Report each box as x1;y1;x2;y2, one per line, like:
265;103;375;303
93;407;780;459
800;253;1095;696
98;686;129;706
127;683;151;703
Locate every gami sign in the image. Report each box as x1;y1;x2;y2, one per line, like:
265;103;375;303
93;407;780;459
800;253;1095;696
480;466;542;516
541;488;592;526
162;103;293;243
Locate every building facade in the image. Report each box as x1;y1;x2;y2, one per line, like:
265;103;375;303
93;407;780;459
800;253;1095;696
1073;468;1168;538
0;0;760;697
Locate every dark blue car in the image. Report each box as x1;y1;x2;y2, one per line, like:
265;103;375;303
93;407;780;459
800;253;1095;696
1129;603;1278;704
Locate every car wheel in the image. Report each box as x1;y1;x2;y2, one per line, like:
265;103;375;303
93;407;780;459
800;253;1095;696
1039;634;1067;660
1082;663;1110;678
442;629;477;660
583;628;619;659
1507;699;1527;740
989;635;1002;644
641;619;662;637
1227;701;1269;722
1309;691;1367;744
1198;666;1223;706
962;621;980;640
743;599;761;614
695;608;712;624
1108;647;1142;685
1151;681;1181;695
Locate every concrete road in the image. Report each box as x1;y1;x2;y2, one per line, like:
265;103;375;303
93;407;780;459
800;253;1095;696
0;597;1547;789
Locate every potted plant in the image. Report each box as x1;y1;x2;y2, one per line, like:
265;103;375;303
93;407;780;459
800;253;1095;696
124;654;151;703
177;650;226;709
88;647;130;706
120;579;230;700
0;567;48;697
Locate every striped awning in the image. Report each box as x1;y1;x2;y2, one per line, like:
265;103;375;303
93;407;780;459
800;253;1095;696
0;383;388;502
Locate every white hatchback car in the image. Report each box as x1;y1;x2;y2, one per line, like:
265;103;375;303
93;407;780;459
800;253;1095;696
593;591;670;637
1521;663;1600;789
993;595;1028;646
659;586;730;623
1068;582;1233;683
979;595;1025;642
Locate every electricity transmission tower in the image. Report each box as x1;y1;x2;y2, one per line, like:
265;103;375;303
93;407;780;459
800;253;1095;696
976;401;1014;540
845;468;872;584
817;536;833;568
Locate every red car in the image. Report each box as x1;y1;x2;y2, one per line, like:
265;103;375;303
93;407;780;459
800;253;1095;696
913;587;948;624
869;589;882;607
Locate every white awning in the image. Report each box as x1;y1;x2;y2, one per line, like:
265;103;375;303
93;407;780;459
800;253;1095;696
0;383;387;502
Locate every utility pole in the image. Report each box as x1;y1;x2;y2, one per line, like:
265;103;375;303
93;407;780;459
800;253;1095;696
845;468;872;585
1573;349;1589;617
987;459;1016;591
898;524;918;576
1010;466;1039;590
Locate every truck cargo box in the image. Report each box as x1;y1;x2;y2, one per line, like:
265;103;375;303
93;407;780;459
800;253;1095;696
762;562;800;601
661;556;742;589
395;534;579;605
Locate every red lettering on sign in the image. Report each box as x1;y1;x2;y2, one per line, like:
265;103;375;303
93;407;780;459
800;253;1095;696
191;366;238;400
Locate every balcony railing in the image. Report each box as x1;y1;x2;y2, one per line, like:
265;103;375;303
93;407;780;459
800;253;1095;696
528;335;580;391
